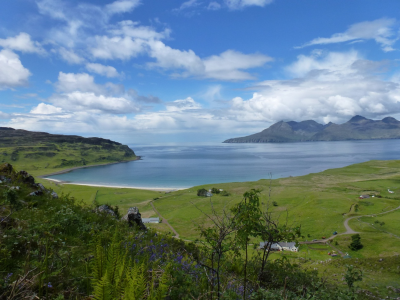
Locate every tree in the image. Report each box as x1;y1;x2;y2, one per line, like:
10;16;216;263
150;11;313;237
344;265;362;292
197;188;208;197
231;189;262;300
211;187;220;194
348;234;363;251
194;198;238;299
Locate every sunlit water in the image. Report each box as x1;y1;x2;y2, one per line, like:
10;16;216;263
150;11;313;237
46;140;400;189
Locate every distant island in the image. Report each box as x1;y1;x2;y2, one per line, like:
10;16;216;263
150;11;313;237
223;115;400;143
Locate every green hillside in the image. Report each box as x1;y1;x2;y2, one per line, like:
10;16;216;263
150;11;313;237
0;127;138;176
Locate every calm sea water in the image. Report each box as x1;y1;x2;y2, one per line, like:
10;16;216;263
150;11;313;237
47;140;400;189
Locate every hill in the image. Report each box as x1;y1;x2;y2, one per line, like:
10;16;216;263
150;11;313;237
223;115;400;143
0;127;137;176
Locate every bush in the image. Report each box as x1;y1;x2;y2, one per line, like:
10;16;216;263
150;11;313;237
211;187;220;194
197;188;208;197
349;234;363;251
220;190;230;196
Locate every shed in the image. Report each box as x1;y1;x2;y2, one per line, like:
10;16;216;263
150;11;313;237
142;218;160;224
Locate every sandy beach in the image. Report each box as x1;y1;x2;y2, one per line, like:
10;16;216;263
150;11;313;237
42;177;184;192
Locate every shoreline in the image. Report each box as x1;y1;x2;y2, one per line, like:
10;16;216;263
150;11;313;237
38;157;141;178
42;178;184;192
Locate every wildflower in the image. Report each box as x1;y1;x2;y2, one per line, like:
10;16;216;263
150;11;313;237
47;282;52;288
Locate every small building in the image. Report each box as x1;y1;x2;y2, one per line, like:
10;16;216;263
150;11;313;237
206;192;213;197
359;195;370;199
142;218;160;224
259;241;299;252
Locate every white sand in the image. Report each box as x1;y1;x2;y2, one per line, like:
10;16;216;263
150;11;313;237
42;177;184;192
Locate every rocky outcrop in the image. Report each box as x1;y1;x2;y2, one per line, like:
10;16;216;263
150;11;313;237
122;207;146;230
95;204;117;218
0;163;58;199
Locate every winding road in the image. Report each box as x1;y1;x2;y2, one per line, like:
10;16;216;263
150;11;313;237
301;205;400;246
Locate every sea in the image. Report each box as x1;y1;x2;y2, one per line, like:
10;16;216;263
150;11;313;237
46;139;400;190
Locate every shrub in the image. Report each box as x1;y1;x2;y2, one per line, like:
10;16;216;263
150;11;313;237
197;188;208;197
349;234;363;251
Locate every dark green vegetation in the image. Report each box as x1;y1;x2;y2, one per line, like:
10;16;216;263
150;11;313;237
0;127;137;176
224;115;400;143
37;160;400;298
349;234;363;251
1;164;372;299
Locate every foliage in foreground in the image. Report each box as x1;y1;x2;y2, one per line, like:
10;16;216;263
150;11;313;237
0;163;369;299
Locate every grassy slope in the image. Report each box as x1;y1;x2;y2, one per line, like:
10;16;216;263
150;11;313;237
27;159;400;296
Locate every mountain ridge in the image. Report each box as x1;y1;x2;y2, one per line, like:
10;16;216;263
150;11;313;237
224;115;400;143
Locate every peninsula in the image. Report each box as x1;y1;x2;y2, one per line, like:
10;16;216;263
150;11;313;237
0;127;137;176
223;115;400;143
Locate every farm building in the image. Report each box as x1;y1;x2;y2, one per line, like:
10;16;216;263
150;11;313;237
259;241;299;252
142;218;160;223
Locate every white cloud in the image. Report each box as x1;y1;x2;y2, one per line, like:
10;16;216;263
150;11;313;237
224;0;273;9
0;33;45;54
174;0;201;11
55;72;102;93
86;63;120;78
298;18;399;52
166;97;202;111
48;92;139;114
105;0;141;15
0;49;31;90
0;111;11;119
147;41;272;80
207;1;221;10
203;50;272;80
30;103;63;114
58;47;85;64
229;50;400;124
91;35;146;60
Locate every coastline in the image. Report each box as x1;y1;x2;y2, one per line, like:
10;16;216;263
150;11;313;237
38;156;185;192
42;178;184;192
38;157;141;178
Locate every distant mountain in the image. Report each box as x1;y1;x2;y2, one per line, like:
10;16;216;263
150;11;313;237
223;116;400;143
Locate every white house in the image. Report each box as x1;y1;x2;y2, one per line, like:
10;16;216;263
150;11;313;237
259;241;299;252
142;218;160;224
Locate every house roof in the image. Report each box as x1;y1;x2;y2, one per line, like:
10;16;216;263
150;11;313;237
279;242;297;248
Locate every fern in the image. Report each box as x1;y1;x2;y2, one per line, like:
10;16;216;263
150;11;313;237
93;272;112;300
123;263;147;300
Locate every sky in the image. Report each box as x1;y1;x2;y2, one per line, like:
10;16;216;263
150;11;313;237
0;0;400;144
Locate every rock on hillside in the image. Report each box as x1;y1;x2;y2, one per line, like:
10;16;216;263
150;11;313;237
224;116;400;143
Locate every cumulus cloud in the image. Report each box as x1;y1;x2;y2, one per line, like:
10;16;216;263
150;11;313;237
58;47;85;64
0;49;31;90
229;50;400;124
166;97;202;111
30;103;63;114
105;0;141;15
48;92;140;114
297;18;399;52
0;33;45;54
86;63;120;77
224;0;274;10
148;41;272;80
55;72;103;93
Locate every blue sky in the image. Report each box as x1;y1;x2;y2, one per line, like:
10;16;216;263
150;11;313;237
0;0;399;144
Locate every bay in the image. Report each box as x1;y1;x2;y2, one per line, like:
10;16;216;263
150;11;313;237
46;139;400;189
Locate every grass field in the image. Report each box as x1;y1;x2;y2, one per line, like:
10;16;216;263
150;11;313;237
30;159;400;297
